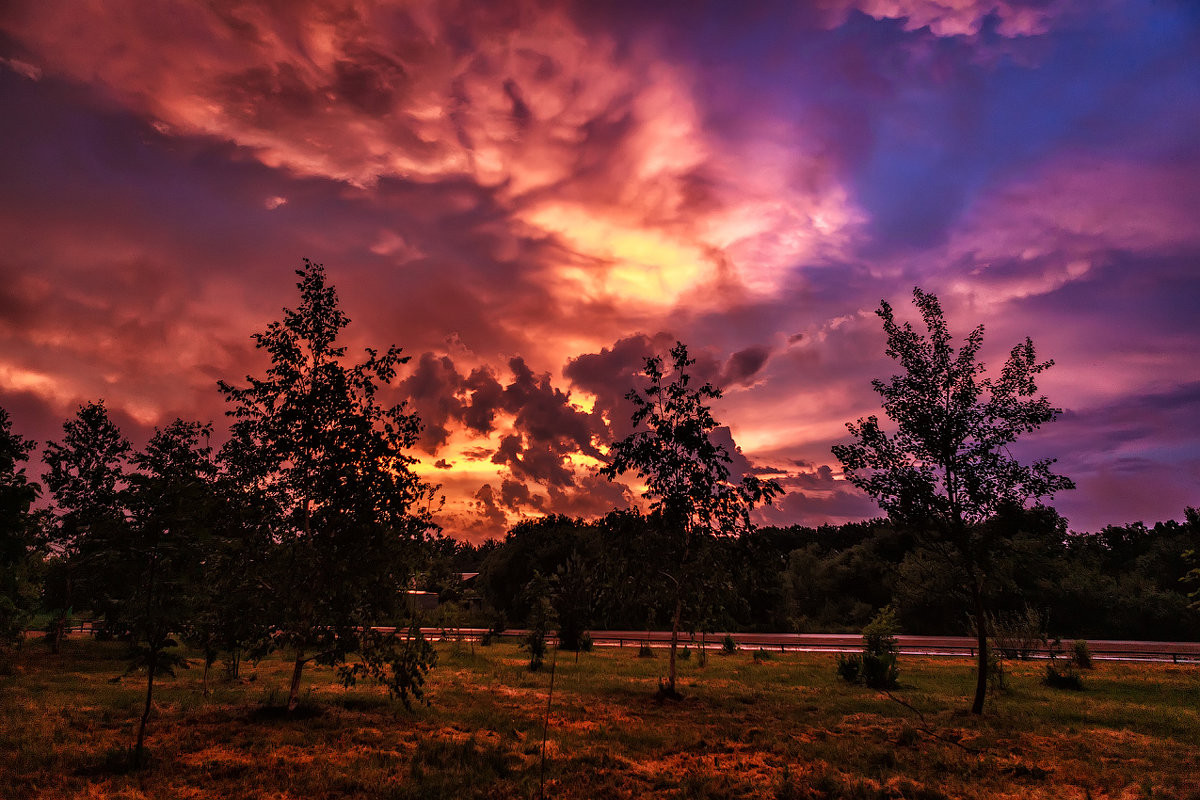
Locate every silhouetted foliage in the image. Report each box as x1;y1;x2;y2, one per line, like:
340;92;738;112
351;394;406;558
218;260;439;711
833;288;1073;714
521;572;555;671
42;401;131;649
602;342;780;697
0;405;41;661
120;419;219;766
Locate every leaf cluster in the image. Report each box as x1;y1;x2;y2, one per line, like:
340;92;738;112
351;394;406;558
832;288;1074;533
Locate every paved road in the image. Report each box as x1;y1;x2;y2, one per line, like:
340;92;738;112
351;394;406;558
46;624;1200;663
425;628;1200;663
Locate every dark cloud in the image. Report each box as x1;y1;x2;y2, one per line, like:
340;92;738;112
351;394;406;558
0;0;1197;539
499;476;541;511
397;352;465;453
460;366;505;434
478;357;605;488
471;483;508;534
720;345;771;388
545;472;633;518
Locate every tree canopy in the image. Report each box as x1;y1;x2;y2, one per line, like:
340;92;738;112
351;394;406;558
218;259;439;710
0;406;40;656
602;341;780;696
833;287;1073;714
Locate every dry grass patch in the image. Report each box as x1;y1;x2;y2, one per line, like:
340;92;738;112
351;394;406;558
2;638;1199;799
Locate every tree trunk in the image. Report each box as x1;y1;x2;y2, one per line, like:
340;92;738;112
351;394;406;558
667;593;683;697
52;576;71;654
134;644;157;767
287;650;306;711
971;579;988;715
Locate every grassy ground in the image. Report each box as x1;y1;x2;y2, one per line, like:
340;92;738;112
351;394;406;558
1;637;1198;799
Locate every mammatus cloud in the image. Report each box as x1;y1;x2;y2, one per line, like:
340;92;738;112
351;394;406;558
405;337;787;540
1;0;862;319
824;0;1068;37
1;1;1197;538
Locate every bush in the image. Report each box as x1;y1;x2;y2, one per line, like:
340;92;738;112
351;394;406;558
986;649;1008;694
861;607;900;689
1071;639;1093;670
862;652;899;689
678;646;691;661
1044;661;1084;690
1043;638;1085;690
836;653;862;683
520;576;554;672
523;627;547;671
837;607;900;689
753;648;772;663
722;634;738;654
862;607;900;658
480;611;507;647
987;606;1048;660
637;642;655;659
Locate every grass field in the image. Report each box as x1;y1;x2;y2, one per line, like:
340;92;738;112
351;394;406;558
2;636;1198;799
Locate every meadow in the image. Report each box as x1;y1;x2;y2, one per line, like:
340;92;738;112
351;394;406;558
2;637;1198;799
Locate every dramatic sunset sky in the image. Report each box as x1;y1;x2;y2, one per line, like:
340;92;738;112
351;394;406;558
1;0;1197;541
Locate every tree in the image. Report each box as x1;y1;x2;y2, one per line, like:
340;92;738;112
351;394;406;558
184;467;274;686
1182;507;1200;612
43;401;131;650
218;260;438;711
601;342;780;697
119;419;218;766
0;405;41;663
832;287;1073;714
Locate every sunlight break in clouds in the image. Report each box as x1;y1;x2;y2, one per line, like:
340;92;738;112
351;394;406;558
3;0;859;314
1;0;1198;536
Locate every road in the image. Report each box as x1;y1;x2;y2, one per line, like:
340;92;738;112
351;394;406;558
425;628;1200;663
44;624;1200;663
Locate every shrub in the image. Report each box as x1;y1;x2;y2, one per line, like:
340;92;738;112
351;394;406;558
722;634;738;654
678;646;691;661
860;607;900;689
987;606;1048;660
836;653;862;683
637;642;655;659
1044;661;1084;690
986;649;1008;694
862;652;899;689
1071;639;1093;670
862;607;900;658
1043;638;1084;690
480;611;507;647
753;648;772;663
523;627;547;672
521;575;554;672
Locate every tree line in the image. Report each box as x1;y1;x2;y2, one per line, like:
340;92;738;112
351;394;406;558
2;262;1198;749
452;504;1200;643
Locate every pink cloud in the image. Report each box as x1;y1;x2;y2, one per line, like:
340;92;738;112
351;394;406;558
823;0;1070;37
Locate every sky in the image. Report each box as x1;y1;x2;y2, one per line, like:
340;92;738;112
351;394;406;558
1;0;1197;542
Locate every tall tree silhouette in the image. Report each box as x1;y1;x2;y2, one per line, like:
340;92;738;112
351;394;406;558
219;260;438;711
120;419;218;766
0;405;41;658
43;401;130;650
833;288;1073;714
602;342;779;697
